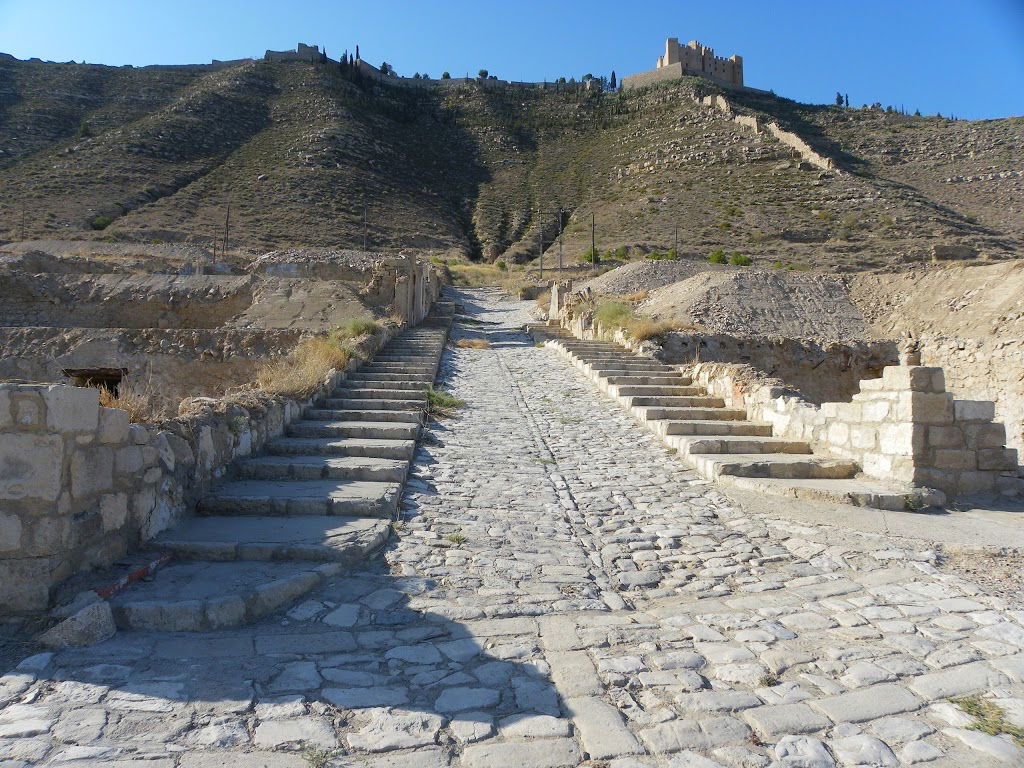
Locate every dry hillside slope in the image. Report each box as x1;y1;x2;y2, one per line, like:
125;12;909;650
1;54;1021;269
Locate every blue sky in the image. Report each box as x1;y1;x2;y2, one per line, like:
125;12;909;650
2;0;1022;119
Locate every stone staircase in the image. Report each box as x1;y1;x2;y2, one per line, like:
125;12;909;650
108;303;454;631
530;324;914;510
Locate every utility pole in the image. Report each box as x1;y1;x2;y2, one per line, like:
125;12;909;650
222;200;231;259
674;224;678;254
538;218;543;280
591;212;598;274
557;208;564;272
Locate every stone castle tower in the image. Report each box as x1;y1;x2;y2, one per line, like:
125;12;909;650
656;38;743;87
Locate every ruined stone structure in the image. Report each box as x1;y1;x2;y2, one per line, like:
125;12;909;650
623;37;744;91
0;244;439;408
264;42;323;63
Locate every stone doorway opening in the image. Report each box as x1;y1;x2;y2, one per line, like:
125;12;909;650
62;367;127;396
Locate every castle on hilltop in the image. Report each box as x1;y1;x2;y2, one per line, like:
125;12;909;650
623;38;745;91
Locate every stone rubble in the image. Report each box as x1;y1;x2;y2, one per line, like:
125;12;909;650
0;287;1022;766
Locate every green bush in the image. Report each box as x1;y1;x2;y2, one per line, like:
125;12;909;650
594;301;633;328
495;259;507;271
772;260;784;269
730;252;751;266
646;250;662;260
582;246;598;263
667;248;677;260
90;215;113;230
614;245;629;260
708;249;727;264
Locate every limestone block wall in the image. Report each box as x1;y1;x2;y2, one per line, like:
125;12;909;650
0;324;403;615
689;362;1019;499
0;385;154;612
918;335;1024;456
660;331;896;404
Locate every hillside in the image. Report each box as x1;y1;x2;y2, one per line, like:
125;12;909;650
1;54;1021;268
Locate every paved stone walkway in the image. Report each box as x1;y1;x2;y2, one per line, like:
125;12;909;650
2;288;1024;767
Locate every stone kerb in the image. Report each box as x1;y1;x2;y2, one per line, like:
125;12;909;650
0;321;409;615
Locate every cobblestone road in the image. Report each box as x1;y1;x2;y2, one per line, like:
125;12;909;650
2;288;1023;767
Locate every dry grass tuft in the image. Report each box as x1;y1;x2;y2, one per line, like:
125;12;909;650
628;317;677;341
99;381;167;423
594;300;676;341
257;336;352;398
622;290;649;303
456;339;491;349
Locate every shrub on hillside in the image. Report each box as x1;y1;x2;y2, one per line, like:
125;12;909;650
91;215;113;230
708;249;727;264
730;252;751;266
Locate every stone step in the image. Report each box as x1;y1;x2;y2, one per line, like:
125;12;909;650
287;420;420;440
586;361;678;371
109;560;346;632
341;379;430;391
304;407;423;423
592;366;688;377
361;362;436;370
674;435;813;455
153;516;391;564
616;387;723;402
346;372;435;383
237;455;409;483
333;388;428;400
266;437;415;459
376;356;440;364
322;397;426;411
197;479;402;517
626;399;745;414
603;375;696;387
723;477;914;511
650;419;773;437
689;453;859;480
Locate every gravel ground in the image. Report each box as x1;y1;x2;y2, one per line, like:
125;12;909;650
578;259;717;297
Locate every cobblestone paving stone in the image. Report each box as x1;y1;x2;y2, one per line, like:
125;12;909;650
2;287;1024;767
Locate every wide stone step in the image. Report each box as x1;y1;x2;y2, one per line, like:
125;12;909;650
652;419;773;437
346;373;435;383
604;376;698;388
341;380;430;390
153;516;390;563
109;561;344;632
376;356;440;364
360;363;435;372
627;399;745;414
617;387;723;402
266;437;415;459
676;435;813;455
587;362;678;372
287;420;420;440
333;388;428;400
304;407;423;423
197;479;401;517
690;453;859;480
723;477;914;510
323;397;426;411
237;455;409;482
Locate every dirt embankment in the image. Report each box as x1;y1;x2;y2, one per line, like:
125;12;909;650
639;269;868;341
579;259;721;297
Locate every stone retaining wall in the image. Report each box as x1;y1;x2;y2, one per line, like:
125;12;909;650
0;325;401;614
919;335;1024;457
688;362;1019;500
